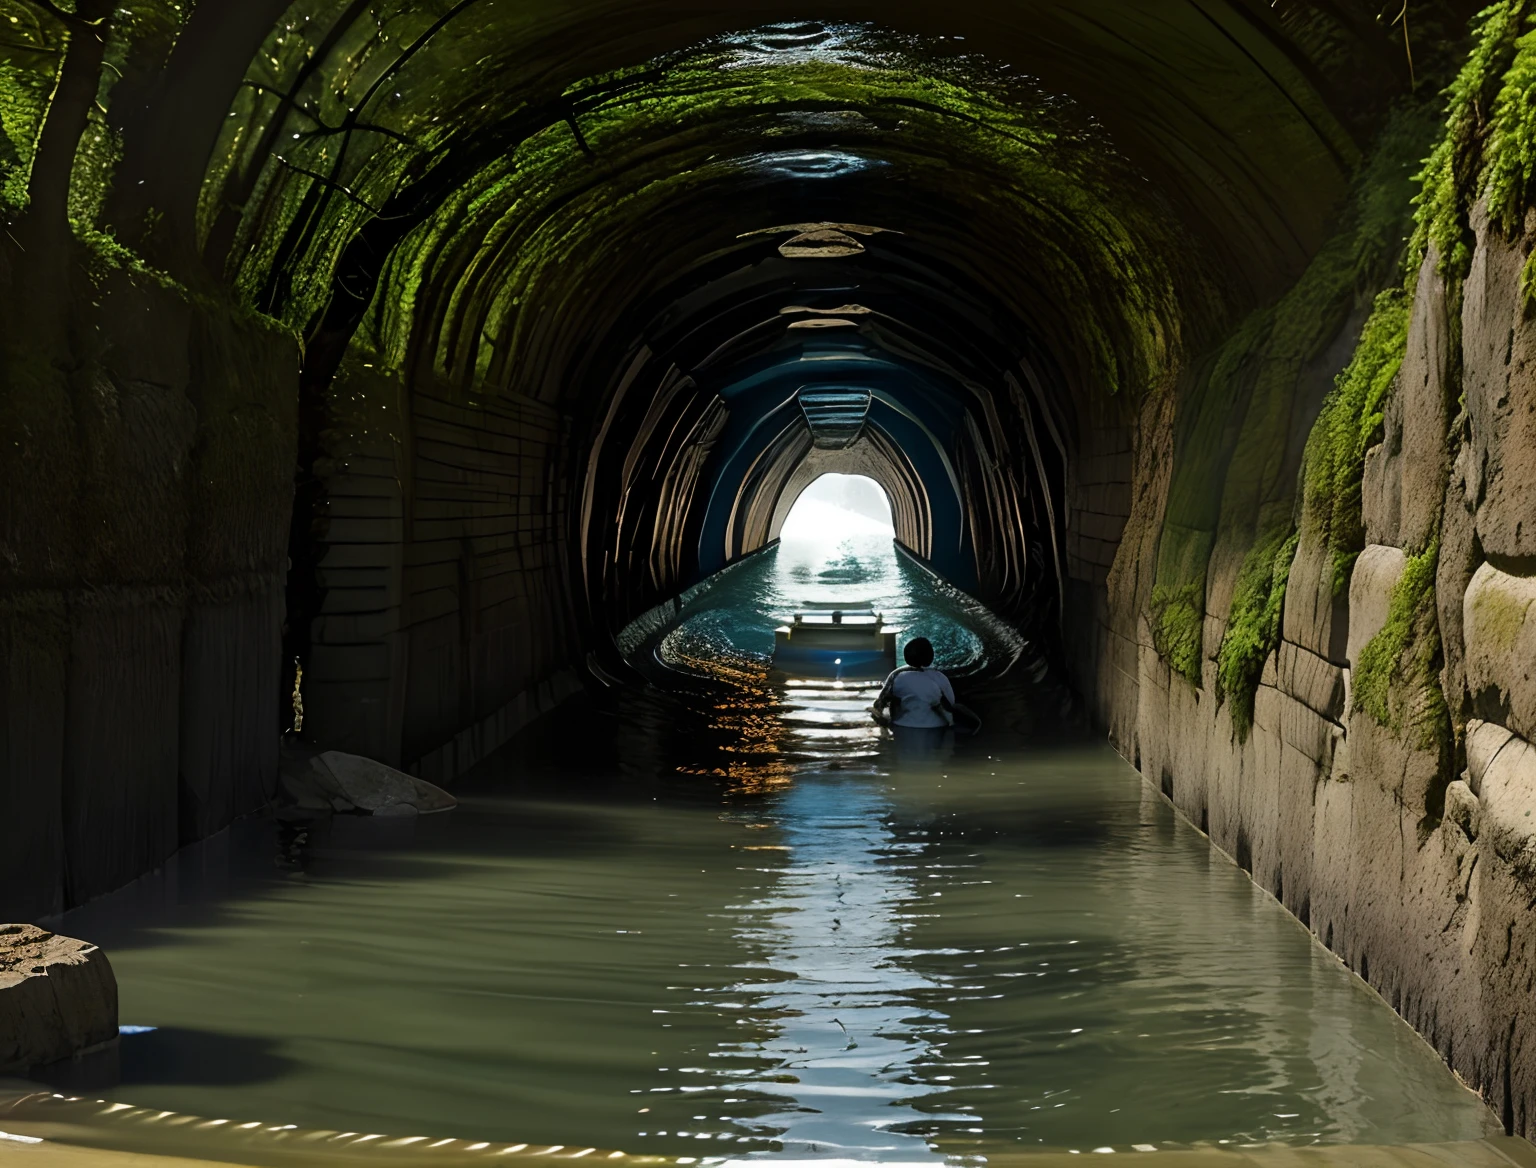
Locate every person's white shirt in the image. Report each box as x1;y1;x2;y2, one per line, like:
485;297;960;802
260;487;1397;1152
878;666;955;728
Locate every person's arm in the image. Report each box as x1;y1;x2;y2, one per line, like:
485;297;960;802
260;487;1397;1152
871;670;900;723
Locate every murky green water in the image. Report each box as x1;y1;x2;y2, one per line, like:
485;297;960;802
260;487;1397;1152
38;532;1497;1162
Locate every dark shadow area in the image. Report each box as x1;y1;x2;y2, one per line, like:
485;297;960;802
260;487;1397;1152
116;1028;297;1089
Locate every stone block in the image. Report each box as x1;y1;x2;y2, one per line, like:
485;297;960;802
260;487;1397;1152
1259;650;1279;689
1347;543;1406;670
0;925;117;1074
1275;722;1328;916
0;596;67;921
1278;692;1338;768
1398;251;1452;549
1310;761;1355;956
1460;718;1536;1130
178;581;284;843
1466;719;1516;798
62;593;181;907
279;746;456;815
1438;456;1481;717
1466;720;1536;884
94;272;193;390
1276;639;1345;721
1464;562;1536;742
1339;721;1410;983
1282;530;1350;664
1463;201;1536;560
1362;424;1402;549
1444;779;1480;841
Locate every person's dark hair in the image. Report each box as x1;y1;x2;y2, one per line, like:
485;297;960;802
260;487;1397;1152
903;637;934;669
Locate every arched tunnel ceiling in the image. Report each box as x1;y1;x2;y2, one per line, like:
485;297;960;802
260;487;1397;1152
70;0;1466;379
2;0;1473;646
195;0;1445;314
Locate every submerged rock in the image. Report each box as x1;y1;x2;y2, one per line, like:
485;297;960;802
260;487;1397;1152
319;751;457;815
278;745;456;816
0;925;118;1074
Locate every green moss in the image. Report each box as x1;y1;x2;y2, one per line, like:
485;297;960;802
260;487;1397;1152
1522;248;1536;314
1287;6;1531;618
1149;99;1435;685
1469;576;1531;651
208;24;1193;405
1148;518;1215;685
1352;101;1446;288
1215;529;1299;741
1483;14;1536;236
0;0;64;218
1151;579;1205;686
75;223;181;289
1145;309;1271;683
1410;1;1528;278
1353;540;1448;751
1300;288;1410;595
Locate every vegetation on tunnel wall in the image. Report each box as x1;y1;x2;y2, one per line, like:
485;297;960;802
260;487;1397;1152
280;21;1212;645
1215;531;1301;740
1150;99;1437;694
1353;540;1449;752
1411;0;1530;280
0;0;192;228
1281;1;1536;741
1299;287;1410;595
0;0;1497;737
322;28;1198;415
1185;0;1536;736
1484;10;1536;230
0;1;59;215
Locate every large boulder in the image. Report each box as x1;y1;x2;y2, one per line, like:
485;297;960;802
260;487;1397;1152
278;746;456;816
0;925;118;1074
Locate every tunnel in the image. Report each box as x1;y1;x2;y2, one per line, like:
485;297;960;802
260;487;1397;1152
3;0;1536;1158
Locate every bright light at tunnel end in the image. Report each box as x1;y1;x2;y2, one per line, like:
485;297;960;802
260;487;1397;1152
779;473;894;544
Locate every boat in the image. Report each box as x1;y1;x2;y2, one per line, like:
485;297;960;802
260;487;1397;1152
771;602;897;679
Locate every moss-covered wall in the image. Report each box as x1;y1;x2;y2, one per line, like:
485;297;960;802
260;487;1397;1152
1077;1;1536;1135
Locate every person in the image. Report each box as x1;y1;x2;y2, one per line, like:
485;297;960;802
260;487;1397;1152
872;637;955;729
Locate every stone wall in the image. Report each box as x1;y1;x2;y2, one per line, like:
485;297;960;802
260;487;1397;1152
0;249;299;921
1078;210;1536;1137
1065;413;1135;591
304;357;584;783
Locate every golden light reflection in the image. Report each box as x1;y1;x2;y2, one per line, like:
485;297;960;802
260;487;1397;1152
665;639;889;795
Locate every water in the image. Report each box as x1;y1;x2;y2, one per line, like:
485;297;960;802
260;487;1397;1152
17;531;1499;1163
651;528;1021;685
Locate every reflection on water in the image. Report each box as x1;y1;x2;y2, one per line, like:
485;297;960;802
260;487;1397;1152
23;525;1499;1163
36;734;1500;1162
715;773;951;1161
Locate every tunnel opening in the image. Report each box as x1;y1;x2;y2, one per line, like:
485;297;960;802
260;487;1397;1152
779;472;895;544
637;460;1014;689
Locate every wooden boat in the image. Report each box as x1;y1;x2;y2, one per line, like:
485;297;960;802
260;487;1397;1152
771;603;897;679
